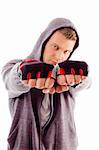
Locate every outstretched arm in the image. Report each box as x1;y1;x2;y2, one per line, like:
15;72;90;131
2;58;55;98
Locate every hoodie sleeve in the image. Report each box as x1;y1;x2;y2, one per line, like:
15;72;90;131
69;75;92;97
1;59;32;98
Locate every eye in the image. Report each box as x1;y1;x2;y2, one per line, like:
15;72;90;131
53;44;59;50
64;50;71;54
64;50;68;54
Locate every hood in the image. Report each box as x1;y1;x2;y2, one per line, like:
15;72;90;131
27;18;79;61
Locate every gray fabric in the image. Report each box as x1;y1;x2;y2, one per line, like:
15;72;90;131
40;64;58;127
40;93;51;127
1;18;91;150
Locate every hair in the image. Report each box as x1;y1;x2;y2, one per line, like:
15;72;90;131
40;27;77;61
58;27;77;41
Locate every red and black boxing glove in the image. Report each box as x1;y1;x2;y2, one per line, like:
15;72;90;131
18;58;54;80
58;60;88;77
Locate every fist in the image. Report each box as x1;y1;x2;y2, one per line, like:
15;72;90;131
43;60;88;94
18;58;55;89
57;60;88;86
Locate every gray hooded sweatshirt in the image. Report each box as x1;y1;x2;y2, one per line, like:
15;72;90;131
2;18;91;150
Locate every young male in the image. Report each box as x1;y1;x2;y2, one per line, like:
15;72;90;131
2;18;91;150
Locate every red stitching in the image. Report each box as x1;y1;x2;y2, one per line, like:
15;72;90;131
23;58;34;62
36;72;41;78
60;68;65;75
79;69;83;76
27;72;31;80
71;68;75;75
47;71;52;78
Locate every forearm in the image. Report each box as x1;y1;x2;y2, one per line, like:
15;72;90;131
2;60;31;98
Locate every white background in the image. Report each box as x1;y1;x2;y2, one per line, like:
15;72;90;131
0;0;98;149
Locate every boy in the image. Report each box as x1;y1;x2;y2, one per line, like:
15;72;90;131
2;18;91;150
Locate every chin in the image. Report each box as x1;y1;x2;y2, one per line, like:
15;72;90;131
43;60;54;65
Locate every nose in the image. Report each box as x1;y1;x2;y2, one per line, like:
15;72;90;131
56;51;64;62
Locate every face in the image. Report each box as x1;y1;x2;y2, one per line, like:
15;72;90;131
43;31;76;65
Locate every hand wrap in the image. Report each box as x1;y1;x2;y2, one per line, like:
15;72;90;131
19;58;54;80
58;60;88;76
